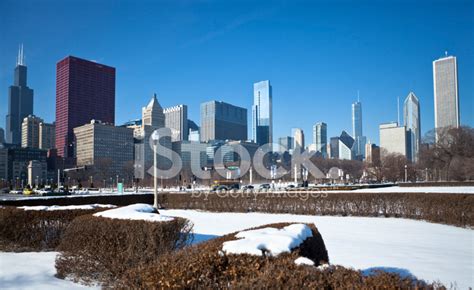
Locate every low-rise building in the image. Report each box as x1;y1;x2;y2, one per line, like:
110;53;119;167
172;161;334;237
74;120;134;177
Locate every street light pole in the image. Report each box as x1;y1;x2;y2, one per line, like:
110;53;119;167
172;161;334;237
153;141;159;209
404;165;408;182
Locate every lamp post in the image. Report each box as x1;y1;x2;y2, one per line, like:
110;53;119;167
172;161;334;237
152;130;159;210
404;165;408;182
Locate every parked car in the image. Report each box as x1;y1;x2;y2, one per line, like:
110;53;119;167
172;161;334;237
23;188;34;195
259;184;271;190
10;189;22;194
242;185;254;190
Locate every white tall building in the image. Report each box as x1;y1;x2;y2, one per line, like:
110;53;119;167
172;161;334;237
142;93;165;128
164;105;188;141
21;115;42;148
404;92;420;162
433;55;459;135
292;128;304;152
379;122;408;158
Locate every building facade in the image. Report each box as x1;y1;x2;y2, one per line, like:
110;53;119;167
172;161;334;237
404;92;421;162
164;104;188;141
6;46;34;145
292;128;305;153
39;122;56;150
312;122;327;158
6;147;47;184
278;136;293;153
133;95;171;179
329;137;339;159
352;100;366;159
21;115;42;148
0;128;5;144
74;120;134;177
56;56;116;158
433;55;459;133
379;122;410;158
200;101;247;142
252;80;273;145
338;130;355;160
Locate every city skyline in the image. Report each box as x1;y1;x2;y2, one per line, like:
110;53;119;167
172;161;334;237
0;1;473;146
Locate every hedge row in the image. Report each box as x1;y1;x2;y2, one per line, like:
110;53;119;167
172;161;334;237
117;223;439;289
160;192;474;228
0;207;103;251
55;214;193;286
2;191;472;228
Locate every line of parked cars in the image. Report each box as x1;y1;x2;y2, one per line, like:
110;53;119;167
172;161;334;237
2;186;71;196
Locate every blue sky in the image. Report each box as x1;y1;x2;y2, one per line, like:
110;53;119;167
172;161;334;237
1;0;473;145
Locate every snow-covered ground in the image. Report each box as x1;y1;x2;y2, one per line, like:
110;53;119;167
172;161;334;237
0;252;97;289
19;204;115;211
94;203;173;222
161;210;473;289
1;210;472;289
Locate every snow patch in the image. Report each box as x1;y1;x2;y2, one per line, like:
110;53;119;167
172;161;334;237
93;203;174;222
295;257;315;266
19;204;116;211
222;224;312;256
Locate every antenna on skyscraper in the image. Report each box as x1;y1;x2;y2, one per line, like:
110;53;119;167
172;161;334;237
17;44;25;66
357;90;360;102
397;96;400;126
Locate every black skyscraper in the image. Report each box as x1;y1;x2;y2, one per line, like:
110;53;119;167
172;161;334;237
5;45;34;145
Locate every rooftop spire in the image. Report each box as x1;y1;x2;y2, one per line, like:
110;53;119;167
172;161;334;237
17;44;25;66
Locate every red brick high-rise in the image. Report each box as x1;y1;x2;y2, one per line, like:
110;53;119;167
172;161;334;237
55;56;115;158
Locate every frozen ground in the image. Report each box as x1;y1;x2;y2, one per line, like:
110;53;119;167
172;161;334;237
0;252;97;289
1;210;472;289
161;210;473;289
94;203;174;222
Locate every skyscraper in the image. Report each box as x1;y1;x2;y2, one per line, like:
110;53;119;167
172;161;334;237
252;80;272;145
55;56;116;158
404;92;421;162
21;115;42;148
352;99;366;159
142;94;165;128
39;122;56;150
164;104;188;141
433;54;459;133
338;130;355;160
379;122;409;158
200;101;247;142
278;136;294;153
312;122;327;157
0;128;5;144
6;45;34;145
292;128;305;152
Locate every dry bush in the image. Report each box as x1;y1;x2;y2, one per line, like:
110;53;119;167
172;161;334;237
161;192;474;228
117;223;439;289
55;214;192;286
2;191;472;228
0;207;102;251
117;223;328;288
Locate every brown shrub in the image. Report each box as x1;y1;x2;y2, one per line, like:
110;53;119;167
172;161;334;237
55;214;192;286
117;223;329;288
0;207;103;251
160;192;474;228
2;191;472;228
117;222;440;288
